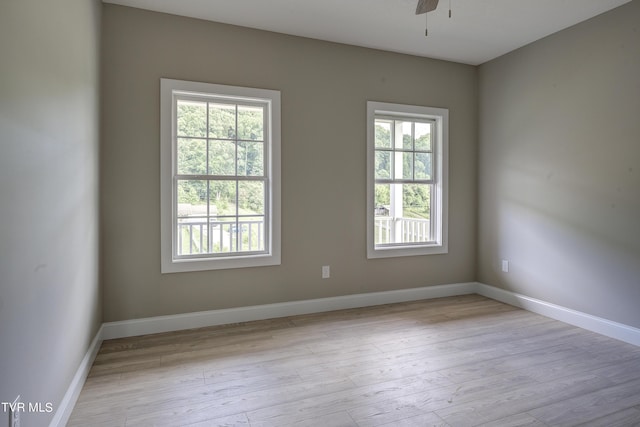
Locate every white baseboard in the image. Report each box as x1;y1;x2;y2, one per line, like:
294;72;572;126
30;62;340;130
102;282;477;340
101;282;640;346
49;324;103;427
476;283;640;347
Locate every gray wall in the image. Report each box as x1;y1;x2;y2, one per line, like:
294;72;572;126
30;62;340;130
101;5;478;322
478;1;640;328
0;0;102;426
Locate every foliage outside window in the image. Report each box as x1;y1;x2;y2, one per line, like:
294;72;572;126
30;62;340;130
161;79;281;273
367;101;448;258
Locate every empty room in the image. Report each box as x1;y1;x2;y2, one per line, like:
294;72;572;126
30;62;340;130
1;0;639;426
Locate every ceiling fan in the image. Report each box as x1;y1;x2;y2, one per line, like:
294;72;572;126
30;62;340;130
415;0;451;36
416;0;440;14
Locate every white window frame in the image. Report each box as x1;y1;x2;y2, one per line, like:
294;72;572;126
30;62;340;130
161;78;281;273
367;101;448;259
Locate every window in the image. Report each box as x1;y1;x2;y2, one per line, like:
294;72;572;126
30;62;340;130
161;79;281;273
367;101;448;258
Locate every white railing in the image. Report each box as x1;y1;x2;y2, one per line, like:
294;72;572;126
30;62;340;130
177;219;264;255
179;217;427;254
375;217;430;244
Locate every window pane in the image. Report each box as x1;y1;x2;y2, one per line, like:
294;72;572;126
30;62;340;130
209;140;236;175
375;150;391;179
395;121;412;150
177;217;209;255
400;184;431;243
394;152;413;180
238;105;263;141
377;183;432;245
209;219;235;254
177;100;207;137
403;184;431;220
238;141;264;176
238;181;265;215
415;153;432;180
415;122;432;151
236;216;265;252
375;120;392;148
177;138;206;175
209;180;236;217
177;180;207;212
374;184;432;245
374;183;391;245
403;153;413;179
208;103;236;139
374;183;390;214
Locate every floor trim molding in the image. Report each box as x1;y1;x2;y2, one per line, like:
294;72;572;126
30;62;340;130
102;282;476;340
49;324;104;427
476;283;640;347
100;282;640;347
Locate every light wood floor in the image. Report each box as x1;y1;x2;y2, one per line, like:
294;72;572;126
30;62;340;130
69;295;640;427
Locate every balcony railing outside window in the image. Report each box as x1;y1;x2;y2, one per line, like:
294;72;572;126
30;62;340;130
177;219;264;255
374;216;431;245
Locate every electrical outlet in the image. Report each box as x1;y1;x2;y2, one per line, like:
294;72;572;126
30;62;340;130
501;259;509;273
9;395;20;427
322;265;330;279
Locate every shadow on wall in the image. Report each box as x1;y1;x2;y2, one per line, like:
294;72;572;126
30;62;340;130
492;158;640;324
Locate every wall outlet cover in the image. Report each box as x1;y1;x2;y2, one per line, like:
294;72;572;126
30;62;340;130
322;265;330;279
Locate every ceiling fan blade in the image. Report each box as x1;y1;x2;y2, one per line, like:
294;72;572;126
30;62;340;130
415;0;439;15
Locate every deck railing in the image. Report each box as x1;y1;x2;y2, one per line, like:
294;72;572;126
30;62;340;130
178;216;429;255
177;219;264;255
375;216;431;245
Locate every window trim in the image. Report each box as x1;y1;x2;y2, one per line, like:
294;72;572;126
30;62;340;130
366;101;448;259
161;78;281;273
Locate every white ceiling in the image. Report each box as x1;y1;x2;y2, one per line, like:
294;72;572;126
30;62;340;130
103;0;631;65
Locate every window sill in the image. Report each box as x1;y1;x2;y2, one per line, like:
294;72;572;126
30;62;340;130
161;253;280;274
367;243;448;259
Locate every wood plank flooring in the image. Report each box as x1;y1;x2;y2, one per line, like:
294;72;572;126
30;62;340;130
68;295;640;427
